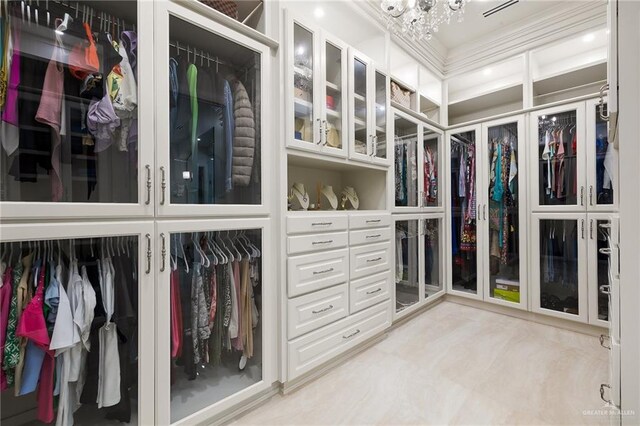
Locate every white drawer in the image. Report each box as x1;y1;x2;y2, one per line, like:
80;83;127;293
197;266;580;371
350;227;391;246
350;271;391;314
288;249;349;298
350;242;391;280
349;213;391;230
288;284;349;339
287;231;349;255
287;215;348;235
288;302;391;380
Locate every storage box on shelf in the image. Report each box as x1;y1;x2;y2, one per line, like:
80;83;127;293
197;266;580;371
285;212;392;380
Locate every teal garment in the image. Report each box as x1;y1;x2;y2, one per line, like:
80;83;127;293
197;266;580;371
187;64;198;203
492;143;503;202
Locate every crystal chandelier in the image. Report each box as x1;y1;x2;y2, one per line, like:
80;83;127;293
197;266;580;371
380;0;467;41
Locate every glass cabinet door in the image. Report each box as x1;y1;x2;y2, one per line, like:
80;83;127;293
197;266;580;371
293;23;315;145
321;36;346;155
159;12;265;211
450;130;480;296
352;57;370;157
394;114;419;209
423;218;443;299
0;229;152;425
534;106;584;210
589;102;617;209
395;220;419;313
0;0;148;214
485;121;522;305
536;218;585;319
589;217;613;325
423;128;440;208
160;228;264;423
373;71;388;162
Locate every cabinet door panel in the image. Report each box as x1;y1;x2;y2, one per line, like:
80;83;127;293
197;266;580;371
587;100;617;211
424;218;444;300
393;114;420;210
321;35;348;157
352;56;370;159
395;219;420;313
423;127;442;208
372;71;390;164
293;23;316;145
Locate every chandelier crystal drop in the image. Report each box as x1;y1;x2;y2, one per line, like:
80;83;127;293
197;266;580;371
380;0;466;41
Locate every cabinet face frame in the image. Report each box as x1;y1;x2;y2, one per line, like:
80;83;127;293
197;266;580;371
0;221;156;425
529;213;589;323
445;124;484;301
348;48;374;164
389;109;424;214
479;115;528;311
529;101;587;213
154;1;272;217
371;70;393;167
587;213;618;328
155;218;274;425
0;0;155;220
585;97;619;213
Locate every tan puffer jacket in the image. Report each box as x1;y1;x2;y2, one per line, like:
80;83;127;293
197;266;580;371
232;80;255;186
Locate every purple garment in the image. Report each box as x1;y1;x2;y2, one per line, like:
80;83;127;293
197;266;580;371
120;31;137;81
87;93;120;152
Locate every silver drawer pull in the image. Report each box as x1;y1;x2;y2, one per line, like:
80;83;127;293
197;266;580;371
313;268;334;276
367;257;382;263
342;329;361;339
600;334;612;350
312;240;334;245
312;304;334;314
366;219;381;224
312;222;333;226
599;248;612;255
600;384;612;405
599;223;612;229
366;288;382;295
600;285;612;295
365;234;381;239
145;165;152;205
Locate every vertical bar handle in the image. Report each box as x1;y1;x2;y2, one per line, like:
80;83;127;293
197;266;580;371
160;166;167;205
580;187;585;206
589;185;594;206
323;119;328;146
145;234;152;274
160;233;167;272
590;220;594;240
581;220;585;239
316;118;322;145
145;165;151;205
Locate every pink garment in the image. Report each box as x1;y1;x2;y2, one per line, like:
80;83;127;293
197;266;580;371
232;261;243;351
170;269;182;358
0;267;13;390
1;24;19;126
36;39;65;202
36;351;55;423
16;266;50;350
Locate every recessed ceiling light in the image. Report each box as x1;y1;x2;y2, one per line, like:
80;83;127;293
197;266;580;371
483;68;492;76
314;7;325;18
583;33;595;43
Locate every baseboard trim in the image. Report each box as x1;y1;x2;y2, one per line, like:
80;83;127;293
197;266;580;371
281;332;388;395
216;384;281;425
445;295;608;336
391;296;446;330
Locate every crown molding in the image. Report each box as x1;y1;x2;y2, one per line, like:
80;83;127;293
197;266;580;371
443;1;607;76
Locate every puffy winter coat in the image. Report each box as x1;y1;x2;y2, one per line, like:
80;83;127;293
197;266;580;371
232;80;255;186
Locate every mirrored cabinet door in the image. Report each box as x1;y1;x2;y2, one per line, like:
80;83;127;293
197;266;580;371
423;218;443;300
587;100;617;210
373;71;389;163
156;3;269;215
395;219;419;314
394;114;420;210
321;36;347;156
0;0;154;218
484;120;525;308
0;223;154;426
449;129;480;298
292;22;316;146
423;127;440;208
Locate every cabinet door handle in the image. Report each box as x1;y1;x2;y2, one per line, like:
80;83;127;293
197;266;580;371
599;83;610;121
316;118;322;145
581;219;585;239
600;285;612;295
600;384;612;405
323;119;329;146
599;334;612;350
366;234;381;239
366;288;382;295
590;220;594;239
160;166;167;205
312;240;334;245
145;165;152;205
580;186;585;206
312;268;334;276
590;185;594;206
599;248;612;255
342;329;361;339
367;257;382;263
160;233;167;272
312;222;333;227
372;135;378;158
366;219;381;224
312;304;334;314
145;234;152;275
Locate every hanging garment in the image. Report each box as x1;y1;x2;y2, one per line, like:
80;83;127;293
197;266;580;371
556;130;566;199
232;260;244;352
171;269;183;358
112;42;138;151
0;266;13;389
4;261;23;386
395;144;406;205
603;142;617;191
191;263;210;365
542;130;552;196
13;252;33;395
395;230;404;282
1;22;19;156
223;80;235;193
97;258;121;408
241;259;253;358
227;262;239;340
120;31;138;80
231;80;256;187
0;18;9;111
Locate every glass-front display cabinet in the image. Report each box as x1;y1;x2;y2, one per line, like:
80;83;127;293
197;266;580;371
588;215;617;327
423;217;443;301
395;219;419;314
0;0;155;219
586;98;617;211
531;215;588;323
0;222;155;425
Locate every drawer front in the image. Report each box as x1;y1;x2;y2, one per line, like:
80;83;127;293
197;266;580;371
288;302;391;380
288;231;349;255
287;215;348;235
350;271;391;314
288;249;349;298
350;242;391;280
350;227;391;246
349;213;391;230
288;284;349;339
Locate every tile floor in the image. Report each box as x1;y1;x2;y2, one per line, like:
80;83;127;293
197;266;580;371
233;301;613;426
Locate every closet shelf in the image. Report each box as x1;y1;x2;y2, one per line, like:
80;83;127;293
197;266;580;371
354;92;366;102
326;81;340;91
287;149;388;172
295;98;313;115
326;108;341;119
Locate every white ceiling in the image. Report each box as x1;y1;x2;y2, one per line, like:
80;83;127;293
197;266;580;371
433;0;587;49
